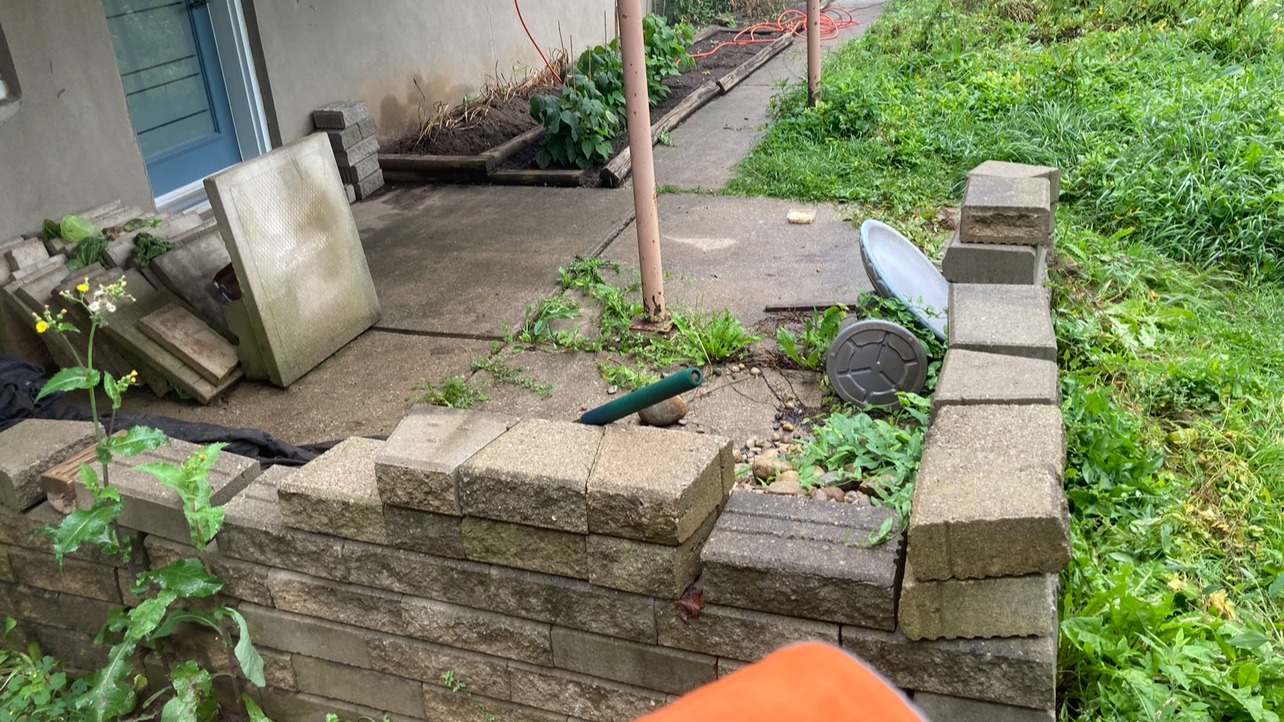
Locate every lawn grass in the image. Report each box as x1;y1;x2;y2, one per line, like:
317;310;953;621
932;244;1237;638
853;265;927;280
731;0;1284;719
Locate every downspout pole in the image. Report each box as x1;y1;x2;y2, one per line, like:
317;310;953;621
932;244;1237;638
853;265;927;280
619;0;667;322
807;0;821;106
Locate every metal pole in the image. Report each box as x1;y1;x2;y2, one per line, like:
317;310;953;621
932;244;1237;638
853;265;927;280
618;0;667;321
807;0;821;106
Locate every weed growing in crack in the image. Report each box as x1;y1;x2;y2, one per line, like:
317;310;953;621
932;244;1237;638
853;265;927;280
471;356;554;398
410;375;490;409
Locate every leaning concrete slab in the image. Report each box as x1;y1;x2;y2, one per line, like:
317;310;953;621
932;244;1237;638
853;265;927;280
932;349;1060;415
949;284;1057;361
909;405;1069;581
899;559;1058;641
600;194;870;326
205;132;380;387
375;405;518;515
959;176;1053;247
942;232;1046;285
842;622;1058;710
352;184;634;336
0;420;95;511
458;419;602;533
587;424;732;545
701;492;902;630
278;437;388;544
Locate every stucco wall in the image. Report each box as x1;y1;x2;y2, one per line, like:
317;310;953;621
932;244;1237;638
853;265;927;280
246;0;619;144
0;0;153;240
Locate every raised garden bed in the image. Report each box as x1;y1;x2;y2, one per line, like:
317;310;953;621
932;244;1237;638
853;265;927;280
379;27;793;188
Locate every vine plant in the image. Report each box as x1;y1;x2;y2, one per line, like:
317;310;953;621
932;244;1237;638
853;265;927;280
30;277;270;722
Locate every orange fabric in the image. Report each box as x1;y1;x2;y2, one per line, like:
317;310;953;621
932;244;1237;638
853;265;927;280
637;642;926;722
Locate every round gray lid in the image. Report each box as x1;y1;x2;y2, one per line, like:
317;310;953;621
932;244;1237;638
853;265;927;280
826;319;928;407
859;219;949;341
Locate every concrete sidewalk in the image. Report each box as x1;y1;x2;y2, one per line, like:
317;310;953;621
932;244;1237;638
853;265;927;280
121;1;887;445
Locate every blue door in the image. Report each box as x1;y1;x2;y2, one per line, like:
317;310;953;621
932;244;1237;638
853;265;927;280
103;0;243;196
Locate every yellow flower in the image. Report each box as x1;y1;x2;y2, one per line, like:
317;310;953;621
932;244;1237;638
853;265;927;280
35;320;49;334
77;280;90;294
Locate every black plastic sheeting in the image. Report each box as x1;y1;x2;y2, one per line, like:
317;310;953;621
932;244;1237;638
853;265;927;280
0;355;318;467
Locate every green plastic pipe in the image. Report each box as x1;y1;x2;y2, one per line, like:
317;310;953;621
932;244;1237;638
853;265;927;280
579;368;703;426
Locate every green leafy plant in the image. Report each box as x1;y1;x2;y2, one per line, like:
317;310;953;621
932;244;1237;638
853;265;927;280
776;305;848;371
598;360;660;391
516;296;583;345
411;375;490;409
643;15;696;103
30;278;269;722
791;394;931;544
0;618;90;722
531;72;620;169
672;309;762;365
132;232;175;268
471;355;553;398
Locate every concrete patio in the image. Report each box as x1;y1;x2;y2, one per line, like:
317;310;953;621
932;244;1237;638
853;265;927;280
120;1;886;446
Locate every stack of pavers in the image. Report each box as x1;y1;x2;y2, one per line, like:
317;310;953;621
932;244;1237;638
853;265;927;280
891;160;1066;721
0;201;242;403
313;100;384;203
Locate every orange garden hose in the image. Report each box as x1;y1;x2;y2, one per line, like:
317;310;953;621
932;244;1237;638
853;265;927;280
692;7;858;58
514;0;562;84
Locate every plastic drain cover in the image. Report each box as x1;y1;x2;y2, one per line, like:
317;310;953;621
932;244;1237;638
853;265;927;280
826;319;928;407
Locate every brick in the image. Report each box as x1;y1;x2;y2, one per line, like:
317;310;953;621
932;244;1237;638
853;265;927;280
74;439;260;542
0;582;116;635
588;511;716;598
0;503;144;568
267;569;403;634
341;538;656;643
842;623;1057;710
368;634;510;699
344;184;357;204
959;175;1053;246
385;504;467;558
587;425;731;545
969;160;1061;206
257;688;422;722
21;622;109;671
913;692;1055;722
240;603;371;668
338;154;381;183
656;603;839;662
0;420;95;510
552;627;716;695
7;547;120;602
312;100;370;130
4;237;50;271
461;516;588;578
422;684;565;722
0;545;12;582
700;493;902;630
277;437;388;544
292;656;426;718
509;662;669;722
217;471;349;580
145;536;272;606
352;168;385;200
401;594;552;664
325;118;375;151
942;232;1047;284
458;419;602;533
716;658;749;678
374;404;517;515
334;136;379;167
900;560;1058;641
949;284;1056;362
909;405;1069;581
931;349;1060;416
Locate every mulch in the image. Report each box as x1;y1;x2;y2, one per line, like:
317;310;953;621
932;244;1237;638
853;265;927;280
384;29;778;180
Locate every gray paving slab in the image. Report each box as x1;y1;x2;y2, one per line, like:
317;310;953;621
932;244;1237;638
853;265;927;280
601;194;869;326
352;184;635;337
119;330;492;446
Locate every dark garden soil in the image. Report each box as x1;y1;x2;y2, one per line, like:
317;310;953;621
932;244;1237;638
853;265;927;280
385;30;780;184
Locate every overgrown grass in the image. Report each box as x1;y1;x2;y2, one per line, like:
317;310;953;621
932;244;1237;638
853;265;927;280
732;0;1284;718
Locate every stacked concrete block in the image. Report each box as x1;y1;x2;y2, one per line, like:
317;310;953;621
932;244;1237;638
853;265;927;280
0;419;96;511
312;100;384;202
943;161;1059;285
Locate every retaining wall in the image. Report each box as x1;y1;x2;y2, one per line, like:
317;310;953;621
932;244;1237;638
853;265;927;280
0;161;1067;722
